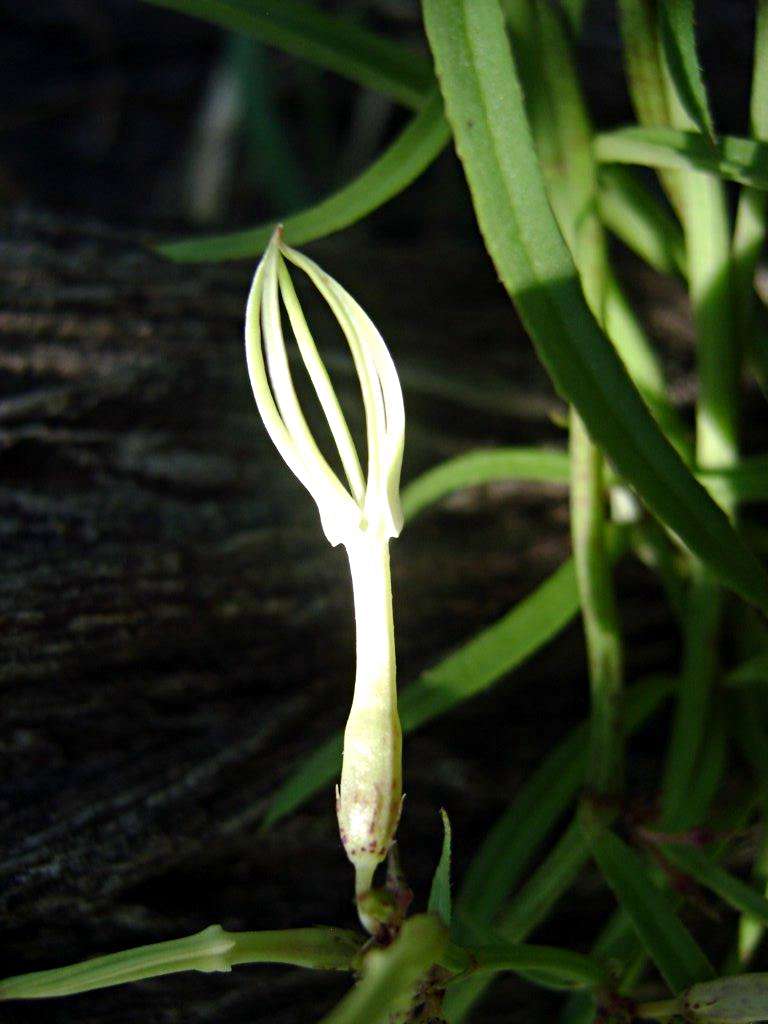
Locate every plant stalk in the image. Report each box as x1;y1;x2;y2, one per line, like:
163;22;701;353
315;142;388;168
0;926;363;1000
570;410;624;798
337;529;402;923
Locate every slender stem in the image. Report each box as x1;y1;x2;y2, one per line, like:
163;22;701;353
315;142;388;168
337;531;402;918
0;926;363;1001
635;998;681;1021
652;10;739;831
570;410;624;798
733;1;768;363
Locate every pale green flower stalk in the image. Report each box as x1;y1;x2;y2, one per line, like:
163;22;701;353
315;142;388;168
244;228;405;930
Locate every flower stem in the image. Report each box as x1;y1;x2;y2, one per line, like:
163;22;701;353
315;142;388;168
0;926;362;1000
337;529;403;923
570;410;624;799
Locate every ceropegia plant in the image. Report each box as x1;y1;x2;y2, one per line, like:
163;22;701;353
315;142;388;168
244;227;405;927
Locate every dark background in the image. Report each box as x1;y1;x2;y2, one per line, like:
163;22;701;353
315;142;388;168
0;2;762;1023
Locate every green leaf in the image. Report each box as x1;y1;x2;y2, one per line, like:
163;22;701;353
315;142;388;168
616;0;686;220
401;446;569;522
725;649;768;688
699;455;768;505
506;0;687;456
446;818;591;1022
595;126;768;191
456;679;673;919
597;165;686;277
583;816;715;992
467;942;607;989
658;0;715;141
455;727;586;932
319;915;446;1024
732;1;768;373
400;559;579;729
263;557;581;829
444;675;673;1023
159;89;449;262
140;0;432;109
401;445;768;526
660;844;768;927
428;810;453;926
421;0;768;612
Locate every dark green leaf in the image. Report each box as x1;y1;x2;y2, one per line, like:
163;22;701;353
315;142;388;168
595;126;768;191
455;728;586;931
658;0;715;141
422;0;768;612
725;650;768;688
660;844;768;928
597;165;686;277
401;446;569;522
468;942;607;989
159;89;449;261
584;817;715;992
428;810;452;926
141;0;432;109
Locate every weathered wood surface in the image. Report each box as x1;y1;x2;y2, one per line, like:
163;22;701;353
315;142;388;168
0;207;684;1023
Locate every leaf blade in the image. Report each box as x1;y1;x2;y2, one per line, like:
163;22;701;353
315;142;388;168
428;810;453;926
584;819;715;992
141;0;432;109
422;0;768;612
595;126;768;190
661;844;768;927
401;446;569;522
160;89;449;262
658;0;715;141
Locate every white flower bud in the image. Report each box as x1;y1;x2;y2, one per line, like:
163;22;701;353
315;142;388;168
244;229;405;929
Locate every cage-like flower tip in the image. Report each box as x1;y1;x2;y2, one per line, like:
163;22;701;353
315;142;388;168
244;228;405;549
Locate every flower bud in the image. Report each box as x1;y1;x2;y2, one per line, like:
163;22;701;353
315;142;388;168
244;229;405;928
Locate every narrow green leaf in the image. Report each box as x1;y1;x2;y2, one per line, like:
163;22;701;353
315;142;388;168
508;0;688;456
468;942;608;989
658;0;715;141
725;650;768;688
699;455;768;505
401;446;569;522
445;676;673;1023
141;0;432;109
595;126;768;191
447;819;591;1022
584;817;715;992
680;706;727;826
456;674;674;934
732;1;768;365
429;810;453;926
263;557;580;828
597;165;686;277
455;728;586;931
400;559;579;730
319;915;446;1024
617;0;686;219
661;844;768;928
159;89;449;262
422;0;768;612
